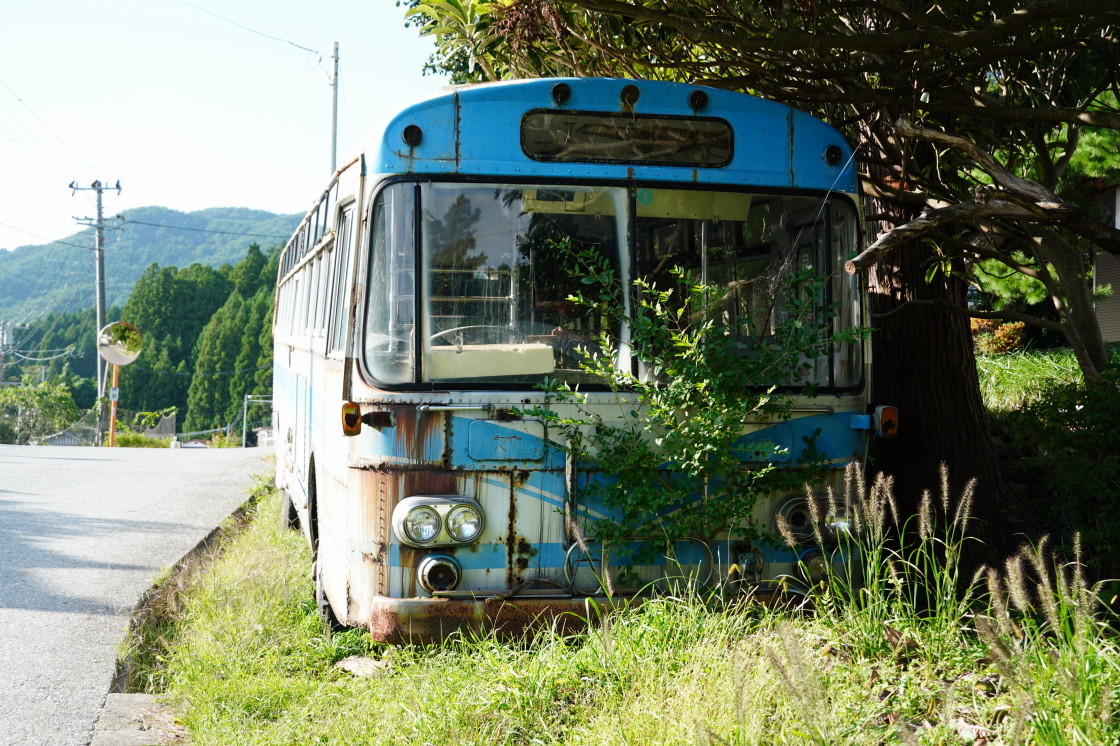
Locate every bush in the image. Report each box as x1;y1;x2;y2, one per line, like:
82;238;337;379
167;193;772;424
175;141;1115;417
209;432;240;448
114;428;172;448
971;318;1027;354
1007;369;1120;576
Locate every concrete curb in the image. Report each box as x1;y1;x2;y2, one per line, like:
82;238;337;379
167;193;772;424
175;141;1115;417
90;694;184;746
91;491;262;745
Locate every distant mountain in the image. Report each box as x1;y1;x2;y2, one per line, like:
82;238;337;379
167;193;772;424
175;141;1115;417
0;207;300;320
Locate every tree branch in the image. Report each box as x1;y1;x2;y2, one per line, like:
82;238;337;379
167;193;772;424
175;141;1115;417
846;200;1039;274
870;298;1065;331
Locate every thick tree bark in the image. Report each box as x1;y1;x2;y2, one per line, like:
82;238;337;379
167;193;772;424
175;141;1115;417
864;185;1012;555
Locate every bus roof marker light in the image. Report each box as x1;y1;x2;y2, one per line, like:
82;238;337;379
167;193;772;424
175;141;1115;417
402;124;423;147
825;145;844;165
551;82;571;105
620;84;640;109
688;89;709;112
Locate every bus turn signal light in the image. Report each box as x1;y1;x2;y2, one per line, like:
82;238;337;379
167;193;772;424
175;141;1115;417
875;405;899;438
342;402;362;436
342;403;395;436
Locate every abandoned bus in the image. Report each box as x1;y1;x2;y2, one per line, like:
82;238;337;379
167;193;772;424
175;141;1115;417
273;78;886;643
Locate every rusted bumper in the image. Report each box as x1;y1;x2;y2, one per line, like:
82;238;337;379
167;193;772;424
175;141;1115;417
368;594;613;644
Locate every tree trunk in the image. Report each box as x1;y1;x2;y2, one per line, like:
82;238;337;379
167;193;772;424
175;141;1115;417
1032;229;1109;379
865;212;1013;556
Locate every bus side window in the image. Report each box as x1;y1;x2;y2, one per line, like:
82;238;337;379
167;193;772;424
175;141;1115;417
327;204;354;356
365;184;416;384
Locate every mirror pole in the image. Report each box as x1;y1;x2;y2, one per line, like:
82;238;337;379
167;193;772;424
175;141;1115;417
108;364;120;447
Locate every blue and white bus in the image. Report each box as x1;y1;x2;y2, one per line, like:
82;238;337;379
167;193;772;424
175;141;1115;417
273;78;885;643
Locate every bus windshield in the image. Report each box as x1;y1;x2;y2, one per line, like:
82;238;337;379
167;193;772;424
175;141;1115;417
363;182;861;389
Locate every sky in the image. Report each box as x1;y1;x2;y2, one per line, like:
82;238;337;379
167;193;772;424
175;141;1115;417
0;0;449;253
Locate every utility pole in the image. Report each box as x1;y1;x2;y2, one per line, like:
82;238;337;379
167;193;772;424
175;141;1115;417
0;320;10;383
71;179;120;403
72;180;121;446
330;41;339;173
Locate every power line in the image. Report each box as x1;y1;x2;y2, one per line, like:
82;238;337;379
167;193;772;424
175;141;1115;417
130;363;270;377
174;0;321;56
119;218;291;239
10;348;76;362
0;77;98;173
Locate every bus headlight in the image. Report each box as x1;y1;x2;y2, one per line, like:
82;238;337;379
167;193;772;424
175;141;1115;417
774;494;837;544
800;549;831;586
418;554;461;593
446;504;484;542
392;496;486;547
403;505;441;544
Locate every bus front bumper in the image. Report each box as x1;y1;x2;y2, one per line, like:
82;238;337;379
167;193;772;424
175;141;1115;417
368;593;615;644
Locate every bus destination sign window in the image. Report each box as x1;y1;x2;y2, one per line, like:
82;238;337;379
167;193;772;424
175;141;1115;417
521;110;733;167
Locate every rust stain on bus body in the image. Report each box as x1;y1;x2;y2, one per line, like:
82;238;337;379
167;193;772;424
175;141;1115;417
391;404;443;464
368;596;597;645
347;405;556;620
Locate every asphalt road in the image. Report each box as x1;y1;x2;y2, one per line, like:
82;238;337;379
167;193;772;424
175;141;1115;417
0;445;269;746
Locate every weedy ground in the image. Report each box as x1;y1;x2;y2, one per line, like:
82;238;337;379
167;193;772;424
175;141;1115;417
121;475;1119;745
121;350;1120;744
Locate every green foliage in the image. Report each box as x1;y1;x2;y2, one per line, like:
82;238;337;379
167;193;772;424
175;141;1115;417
1002;369;1120;577
154;480;1120;745
406;0;502;82
0;307;103;395
524;240;856;555
185;292;247;433
0;376;79;444
209;431;240;448
113;428;172;448
171;246;277;432
118;261;233;419
971;253;1050;309
1066;93;1120;184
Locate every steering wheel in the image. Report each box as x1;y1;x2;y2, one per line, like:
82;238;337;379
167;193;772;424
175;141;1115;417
428;325;528;345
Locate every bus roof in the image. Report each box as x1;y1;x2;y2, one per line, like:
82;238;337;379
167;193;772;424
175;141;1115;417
368;78;858;194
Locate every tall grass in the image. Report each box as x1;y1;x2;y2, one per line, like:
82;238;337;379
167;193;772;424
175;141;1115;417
975;348;1084;410
152;482;1120;745
976;345;1120;411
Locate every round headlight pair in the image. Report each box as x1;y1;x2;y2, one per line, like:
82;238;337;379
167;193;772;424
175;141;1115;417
400;502;484;545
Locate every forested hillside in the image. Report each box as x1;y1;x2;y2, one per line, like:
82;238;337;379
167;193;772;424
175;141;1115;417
0;206;298;320
0;207;296;435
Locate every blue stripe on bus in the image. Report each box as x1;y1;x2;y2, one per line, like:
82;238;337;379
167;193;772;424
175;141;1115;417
389;538;802;571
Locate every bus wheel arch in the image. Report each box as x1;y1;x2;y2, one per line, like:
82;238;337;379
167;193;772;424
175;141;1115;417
279;488;299;532
308;455;344;631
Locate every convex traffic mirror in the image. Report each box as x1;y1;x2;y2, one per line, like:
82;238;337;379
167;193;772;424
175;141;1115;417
97;322;142;366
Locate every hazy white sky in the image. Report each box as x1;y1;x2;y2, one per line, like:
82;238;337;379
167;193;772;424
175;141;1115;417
0;0;448;253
